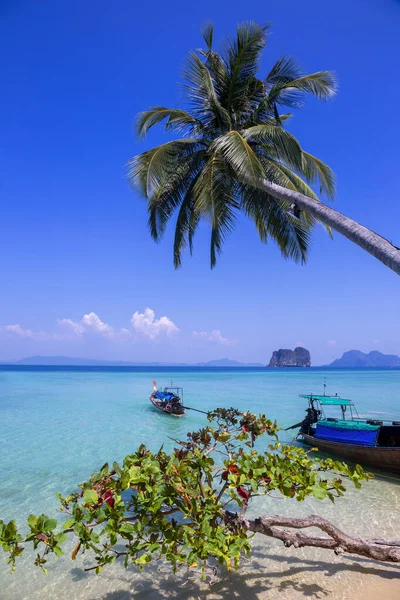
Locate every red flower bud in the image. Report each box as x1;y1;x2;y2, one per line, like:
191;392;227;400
227;464;239;474
104;490;115;508
236;486;249;501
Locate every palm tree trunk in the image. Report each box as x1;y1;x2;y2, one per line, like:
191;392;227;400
262;179;400;276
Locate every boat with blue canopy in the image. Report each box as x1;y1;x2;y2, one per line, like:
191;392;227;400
288;391;400;473
149;381;185;417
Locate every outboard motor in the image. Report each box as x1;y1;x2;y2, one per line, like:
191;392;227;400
285;405;321;433
300;406;321;435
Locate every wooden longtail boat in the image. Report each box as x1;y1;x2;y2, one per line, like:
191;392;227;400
149;381;186;417
289;393;400;474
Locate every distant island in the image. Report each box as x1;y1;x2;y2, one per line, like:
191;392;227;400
195;359;264;367
327;350;400;368
267;347;311;368
6;356;264;368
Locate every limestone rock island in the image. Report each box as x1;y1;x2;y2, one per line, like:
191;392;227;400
267;347;311;368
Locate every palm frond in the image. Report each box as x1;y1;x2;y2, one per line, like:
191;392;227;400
210;190;238;268
300;151;336;199
266;56;302;85
243;124;303;171
277;113;292;123
259;157;333;236
127;139;201;198
268;201;311;262
147;150;206;241
173;188;201;268
244;91;292;127
212;130;265;188
183;52;231;132
197;48;229;101
265;160;319;199
268;70;337;108
256;155;311;197
257;156;318;229
226;22;269;118
287;72;338;100
239;182;311;262
193;153;238;267
201;22;214;51
136;107;200;138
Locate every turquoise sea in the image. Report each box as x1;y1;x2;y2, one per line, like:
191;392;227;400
1;366;400;599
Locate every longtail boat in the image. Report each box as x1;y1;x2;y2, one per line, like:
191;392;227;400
149;381;185;417
288;393;400;474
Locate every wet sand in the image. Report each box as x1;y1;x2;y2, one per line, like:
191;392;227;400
69;536;400;600
3;531;399;599
114;538;400;600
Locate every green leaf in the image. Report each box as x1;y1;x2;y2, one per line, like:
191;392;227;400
83;490;99;505
62;518;75;530
90;532;100;544
139;553;152;564
44;519;57;532
119;524;136;535
311;486;327;500
217;432;231;443
55;532;67;544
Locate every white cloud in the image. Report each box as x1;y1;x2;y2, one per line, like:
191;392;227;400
193;329;236;346
2;312;131;342
57;318;85;336
0;324;34;338
131;308;179;340
58;312;130;340
2;309;178;343
81;312;115;336
0;324;58;341
327;340;337;347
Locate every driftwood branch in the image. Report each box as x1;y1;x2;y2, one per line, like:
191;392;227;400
224;511;400;562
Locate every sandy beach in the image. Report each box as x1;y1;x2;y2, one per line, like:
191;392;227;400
40;536;398;600
6;538;398;600
101;538;400;600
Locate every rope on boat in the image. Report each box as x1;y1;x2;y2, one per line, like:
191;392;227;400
182;405;209;415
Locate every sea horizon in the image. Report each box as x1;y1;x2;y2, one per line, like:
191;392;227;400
2;364;400;372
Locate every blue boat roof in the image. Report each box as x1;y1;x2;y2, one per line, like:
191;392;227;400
300;394;353;406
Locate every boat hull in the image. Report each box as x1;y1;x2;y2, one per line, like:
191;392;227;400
149;394;185;417
300;434;400;474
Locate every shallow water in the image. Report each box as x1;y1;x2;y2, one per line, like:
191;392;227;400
1;366;400;599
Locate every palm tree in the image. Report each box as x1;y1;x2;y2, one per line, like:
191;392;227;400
128;22;400;275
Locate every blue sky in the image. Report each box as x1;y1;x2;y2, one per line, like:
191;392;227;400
1;0;400;365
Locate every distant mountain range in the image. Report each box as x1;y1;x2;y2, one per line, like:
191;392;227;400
7;356;264;368
327;350;400;368
5;352;399;369
195;359;264;367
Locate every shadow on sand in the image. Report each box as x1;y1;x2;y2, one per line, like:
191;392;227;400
80;551;400;600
